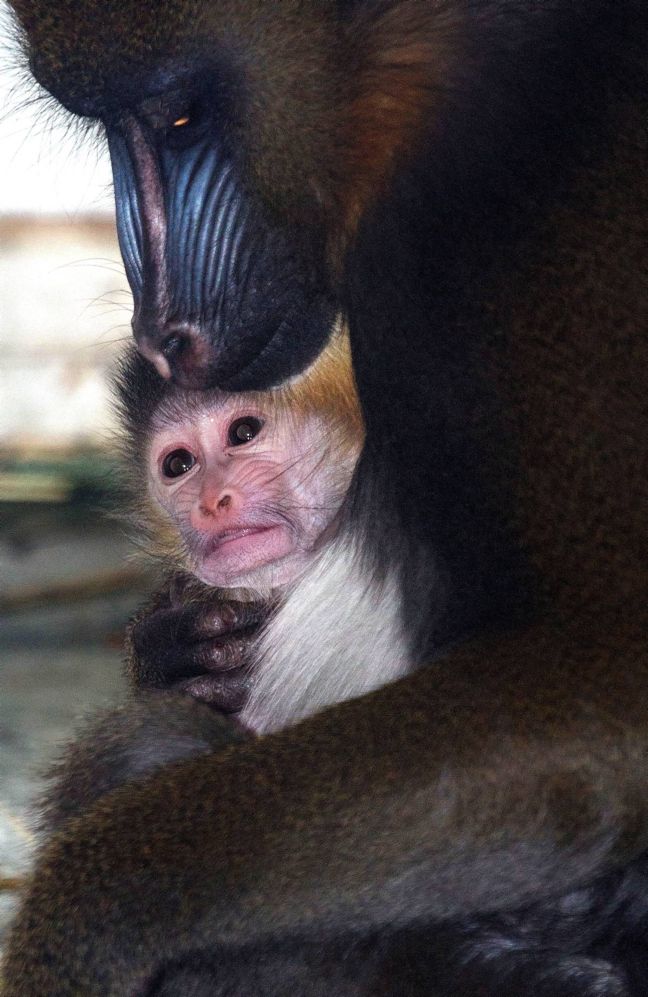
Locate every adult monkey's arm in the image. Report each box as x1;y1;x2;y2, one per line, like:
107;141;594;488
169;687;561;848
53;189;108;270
3;621;648;994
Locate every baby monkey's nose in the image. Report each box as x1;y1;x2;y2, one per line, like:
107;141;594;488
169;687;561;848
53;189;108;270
196;484;239;522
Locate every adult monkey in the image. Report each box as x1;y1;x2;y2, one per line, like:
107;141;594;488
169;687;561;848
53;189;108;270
3;0;648;993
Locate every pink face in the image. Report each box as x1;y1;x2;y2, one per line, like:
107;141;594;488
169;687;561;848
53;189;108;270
149;394;358;592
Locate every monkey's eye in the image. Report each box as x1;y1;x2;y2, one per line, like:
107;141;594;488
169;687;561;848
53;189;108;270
228;417;264;447
164;101;208;149
162;448;197;478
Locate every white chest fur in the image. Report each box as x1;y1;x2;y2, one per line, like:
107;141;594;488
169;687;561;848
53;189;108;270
241;535;411;734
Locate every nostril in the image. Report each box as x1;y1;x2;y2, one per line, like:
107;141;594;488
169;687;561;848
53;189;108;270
135;335;173;380
145;324;212;388
218;495;231;510
161;333;187;364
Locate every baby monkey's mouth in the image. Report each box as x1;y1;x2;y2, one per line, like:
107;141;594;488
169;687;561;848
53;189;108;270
183;516;285;561
210;524;276;549
185;518;299;588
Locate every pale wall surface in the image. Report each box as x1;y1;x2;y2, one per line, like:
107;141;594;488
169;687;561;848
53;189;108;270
0;218;132;449
0;0;114;216
0;4;128;450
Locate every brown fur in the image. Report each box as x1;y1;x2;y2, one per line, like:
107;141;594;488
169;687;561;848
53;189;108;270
340;2;462;238
3;2;648;994
487;101;648;625
10;0;463;245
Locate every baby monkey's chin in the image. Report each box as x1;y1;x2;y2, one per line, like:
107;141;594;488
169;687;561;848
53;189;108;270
194;524;314;591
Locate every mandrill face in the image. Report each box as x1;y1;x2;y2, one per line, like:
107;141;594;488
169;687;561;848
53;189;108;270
106;110;337;391
12;0;346;390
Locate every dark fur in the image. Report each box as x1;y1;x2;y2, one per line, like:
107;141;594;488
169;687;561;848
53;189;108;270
27;692;648;996
3;1;648;994
39;694;245;838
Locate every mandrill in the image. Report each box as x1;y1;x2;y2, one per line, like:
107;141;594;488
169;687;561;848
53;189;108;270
3;1;648;994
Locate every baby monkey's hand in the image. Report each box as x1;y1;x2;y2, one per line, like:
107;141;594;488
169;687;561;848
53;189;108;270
126;573;269;715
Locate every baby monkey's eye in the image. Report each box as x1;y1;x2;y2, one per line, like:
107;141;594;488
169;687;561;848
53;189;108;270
228;417;264;447
162;448;196;478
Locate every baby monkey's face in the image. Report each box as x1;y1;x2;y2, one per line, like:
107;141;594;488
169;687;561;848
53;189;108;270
149;392;359;591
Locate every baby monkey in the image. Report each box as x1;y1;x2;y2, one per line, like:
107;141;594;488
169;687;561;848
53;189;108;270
119;326;386;733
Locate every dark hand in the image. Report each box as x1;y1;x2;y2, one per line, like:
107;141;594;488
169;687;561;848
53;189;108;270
125;573;269;714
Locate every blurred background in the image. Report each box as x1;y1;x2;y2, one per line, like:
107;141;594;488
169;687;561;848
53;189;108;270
0;2;155;940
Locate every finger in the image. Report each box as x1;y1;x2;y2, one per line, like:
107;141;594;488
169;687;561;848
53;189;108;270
193;600;268;640
132;632;256;688
177;669;250;713
197;635;254;673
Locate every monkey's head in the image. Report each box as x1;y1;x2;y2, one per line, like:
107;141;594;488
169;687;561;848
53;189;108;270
117;325;364;593
10;0;443;389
